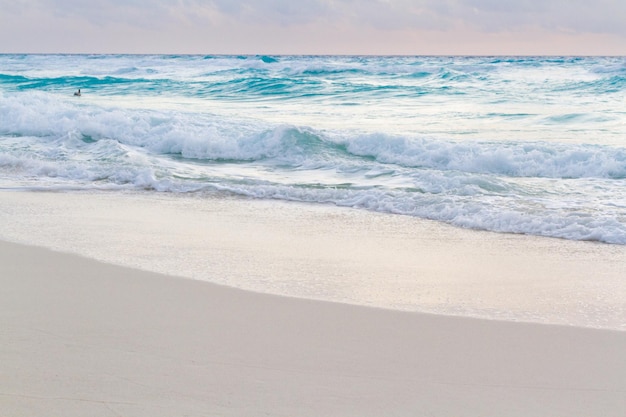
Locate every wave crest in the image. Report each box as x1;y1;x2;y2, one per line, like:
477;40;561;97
341;134;626;179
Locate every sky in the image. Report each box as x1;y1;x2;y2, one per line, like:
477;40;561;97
1;0;625;55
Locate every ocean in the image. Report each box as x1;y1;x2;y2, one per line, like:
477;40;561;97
1;54;626;244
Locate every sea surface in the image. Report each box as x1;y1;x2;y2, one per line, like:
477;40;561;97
1;54;626;244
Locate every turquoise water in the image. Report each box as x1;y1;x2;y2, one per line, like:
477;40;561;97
1;54;626;243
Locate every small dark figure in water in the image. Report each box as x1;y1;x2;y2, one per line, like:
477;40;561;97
74;89;81;97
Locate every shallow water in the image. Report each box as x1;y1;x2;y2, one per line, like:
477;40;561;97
1;190;624;331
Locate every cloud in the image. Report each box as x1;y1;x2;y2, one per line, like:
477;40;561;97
441;0;626;35
208;0;330;25
4;0;626;35
0;0;625;54
2;0;180;28
203;0;444;29
198;0;625;32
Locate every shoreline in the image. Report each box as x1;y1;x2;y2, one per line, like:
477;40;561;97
1;189;625;330
2;239;625;416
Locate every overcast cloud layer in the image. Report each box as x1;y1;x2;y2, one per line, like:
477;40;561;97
1;0;625;54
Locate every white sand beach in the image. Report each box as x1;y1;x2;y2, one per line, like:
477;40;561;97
1;191;625;416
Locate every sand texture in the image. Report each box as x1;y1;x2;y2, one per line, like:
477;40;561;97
1;240;625;417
